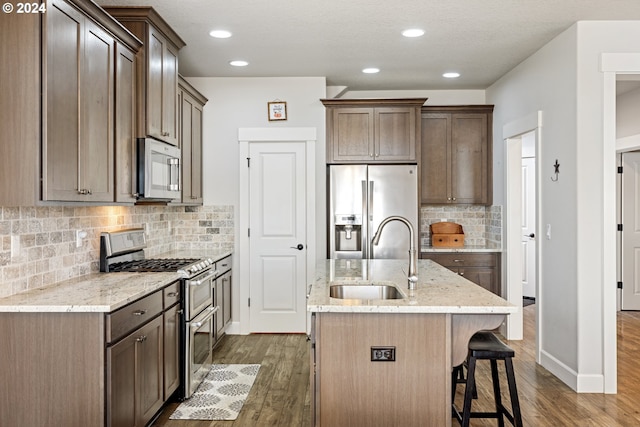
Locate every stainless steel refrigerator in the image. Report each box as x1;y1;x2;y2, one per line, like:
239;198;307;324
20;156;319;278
328;164;418;259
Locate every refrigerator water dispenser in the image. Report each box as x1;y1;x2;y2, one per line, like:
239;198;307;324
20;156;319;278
334;214;362;253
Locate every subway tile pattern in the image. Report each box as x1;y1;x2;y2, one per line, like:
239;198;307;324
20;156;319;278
420;205;502;247
0;205;234;298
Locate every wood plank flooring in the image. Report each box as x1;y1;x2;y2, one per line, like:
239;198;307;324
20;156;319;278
152;306;640;426
150;334;311;427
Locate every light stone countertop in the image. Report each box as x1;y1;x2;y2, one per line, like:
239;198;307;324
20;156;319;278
0;272;179;313
0;250;233;313
307;259;517;314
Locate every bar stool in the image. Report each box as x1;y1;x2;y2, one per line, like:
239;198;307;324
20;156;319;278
452;331;523;427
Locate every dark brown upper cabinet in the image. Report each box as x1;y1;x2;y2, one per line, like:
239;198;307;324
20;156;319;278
322;98;427;164
421;105;494;205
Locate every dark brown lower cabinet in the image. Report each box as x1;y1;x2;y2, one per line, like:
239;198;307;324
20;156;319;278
163;303;181;399
214;255;233;341
0;281;180;427
107;315;163;427
420;252;501;295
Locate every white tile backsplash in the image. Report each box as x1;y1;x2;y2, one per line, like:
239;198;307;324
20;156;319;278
0;205;234;298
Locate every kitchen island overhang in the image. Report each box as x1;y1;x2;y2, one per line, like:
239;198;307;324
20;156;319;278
307;259;517;427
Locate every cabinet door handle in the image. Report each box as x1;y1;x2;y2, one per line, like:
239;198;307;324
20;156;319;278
453;259;464;263
132;310;147;316
136;335;147;342
459;272;464;276
167;292;178;297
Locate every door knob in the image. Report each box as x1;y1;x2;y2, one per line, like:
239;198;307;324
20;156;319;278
524;233;535;238
290;244;304;250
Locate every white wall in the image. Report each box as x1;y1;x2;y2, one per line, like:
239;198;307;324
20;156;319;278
488;20;640;393
184;76;327;330
487;25;580;387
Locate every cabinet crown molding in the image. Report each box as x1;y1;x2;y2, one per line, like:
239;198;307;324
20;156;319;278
321;98;428;107
66;0;143;51
102;6;186;49
421;105;495;113
179;75;208;105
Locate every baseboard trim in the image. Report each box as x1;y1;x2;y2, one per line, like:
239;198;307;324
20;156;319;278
539;349;578;391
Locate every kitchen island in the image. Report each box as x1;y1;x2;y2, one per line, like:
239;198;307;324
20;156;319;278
307;259;517;427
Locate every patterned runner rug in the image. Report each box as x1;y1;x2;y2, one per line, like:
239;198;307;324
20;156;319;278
169;364;261;420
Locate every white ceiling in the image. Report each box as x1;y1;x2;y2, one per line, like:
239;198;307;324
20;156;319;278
97;0;640;91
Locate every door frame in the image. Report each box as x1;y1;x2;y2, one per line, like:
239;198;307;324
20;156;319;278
237;127;317;335
602;53;640;393
504;111;542;344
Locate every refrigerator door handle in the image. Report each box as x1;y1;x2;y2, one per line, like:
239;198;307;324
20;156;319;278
368;180;374;258
361;180;368;259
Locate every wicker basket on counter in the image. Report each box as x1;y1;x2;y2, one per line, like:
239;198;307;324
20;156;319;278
430;222;464;248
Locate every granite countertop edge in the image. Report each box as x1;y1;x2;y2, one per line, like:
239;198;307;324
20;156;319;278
0;250;233;313
308;259;516;314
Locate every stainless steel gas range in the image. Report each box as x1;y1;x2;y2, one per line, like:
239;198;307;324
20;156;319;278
100;228;218;399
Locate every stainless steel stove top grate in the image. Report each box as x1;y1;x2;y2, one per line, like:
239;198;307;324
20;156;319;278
107;258;200;273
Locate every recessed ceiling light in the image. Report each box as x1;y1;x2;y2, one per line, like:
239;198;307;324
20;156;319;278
402;29;424;38
443;72;460;78
209;30;232;39
362;68;380;74
229;60;248;67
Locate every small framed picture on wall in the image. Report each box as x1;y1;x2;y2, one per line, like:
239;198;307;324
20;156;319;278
268;101;287;121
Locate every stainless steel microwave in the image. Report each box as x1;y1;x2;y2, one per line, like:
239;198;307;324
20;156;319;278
136;138;181;201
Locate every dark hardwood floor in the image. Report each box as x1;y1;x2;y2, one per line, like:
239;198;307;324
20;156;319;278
152;306;640;426
151;334;311;427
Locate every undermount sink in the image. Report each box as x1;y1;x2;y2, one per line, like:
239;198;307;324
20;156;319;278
329;284;403;300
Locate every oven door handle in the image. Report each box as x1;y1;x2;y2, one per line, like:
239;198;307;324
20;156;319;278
190;306;218;328
189;270;219;286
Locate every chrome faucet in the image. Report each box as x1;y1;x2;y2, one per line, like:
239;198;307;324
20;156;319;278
371;216;418;290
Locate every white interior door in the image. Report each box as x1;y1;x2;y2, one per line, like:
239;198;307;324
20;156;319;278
621;151;640;310
249;142;307;332
522;157;537;298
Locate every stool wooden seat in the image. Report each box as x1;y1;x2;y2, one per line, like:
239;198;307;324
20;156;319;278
452;331;523;427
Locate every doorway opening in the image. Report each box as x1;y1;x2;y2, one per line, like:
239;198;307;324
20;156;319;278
504;112;542;352
616;75;640;311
